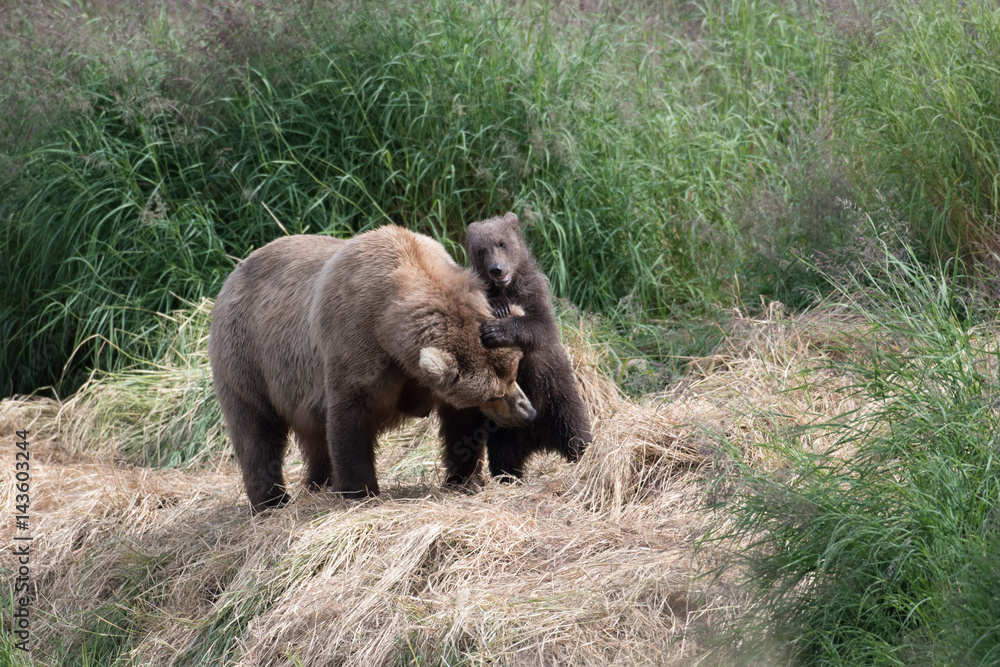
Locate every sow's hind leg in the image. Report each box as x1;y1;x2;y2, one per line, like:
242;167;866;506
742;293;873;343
220;394;292;513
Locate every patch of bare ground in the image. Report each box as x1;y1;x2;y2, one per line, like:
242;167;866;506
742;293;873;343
0;301;864;665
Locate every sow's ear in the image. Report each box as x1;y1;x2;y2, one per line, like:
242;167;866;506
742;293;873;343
419;347;459;384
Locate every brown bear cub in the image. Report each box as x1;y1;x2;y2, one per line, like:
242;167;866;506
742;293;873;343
209;226;536;512
440;212;592;480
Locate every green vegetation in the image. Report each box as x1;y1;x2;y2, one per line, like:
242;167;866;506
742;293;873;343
708;234;1000;665
64;554;173;667
846;2;1000;274
12;0;997;396
2;0;848;394
58;298;227;469
5;0;1000;664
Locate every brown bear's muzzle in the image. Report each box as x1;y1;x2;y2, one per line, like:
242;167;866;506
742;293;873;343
480;381;536;427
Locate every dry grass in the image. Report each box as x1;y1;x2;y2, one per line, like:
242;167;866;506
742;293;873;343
681;300;872;463
20;299;229;470
0;301;868;666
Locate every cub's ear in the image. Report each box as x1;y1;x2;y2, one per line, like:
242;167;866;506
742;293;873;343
419;347;459;384
502;212;520;230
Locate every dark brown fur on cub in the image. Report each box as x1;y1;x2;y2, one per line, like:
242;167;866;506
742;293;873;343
209;226;535;512
439;212;592;480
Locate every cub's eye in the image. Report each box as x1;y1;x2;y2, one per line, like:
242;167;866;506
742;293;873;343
477;249;485;256
498;242;505;249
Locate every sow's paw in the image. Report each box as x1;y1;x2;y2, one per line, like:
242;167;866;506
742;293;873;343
480;304;525;348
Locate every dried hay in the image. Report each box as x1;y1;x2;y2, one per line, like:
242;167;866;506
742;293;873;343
682;301;870;463
3;429;711;666
567;398;718;517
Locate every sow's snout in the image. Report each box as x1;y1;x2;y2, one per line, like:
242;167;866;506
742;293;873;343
481;382;536;428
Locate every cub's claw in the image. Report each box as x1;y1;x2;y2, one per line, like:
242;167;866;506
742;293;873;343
480;320;512;348
492;303;511;318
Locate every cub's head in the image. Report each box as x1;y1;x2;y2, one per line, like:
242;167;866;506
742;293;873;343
465;212;525;290
418;344;535;427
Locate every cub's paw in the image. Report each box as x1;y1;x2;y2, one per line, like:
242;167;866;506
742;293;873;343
480;320;514;348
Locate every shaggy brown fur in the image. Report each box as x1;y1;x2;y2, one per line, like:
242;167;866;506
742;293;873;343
209;226;535;512
440;213;592;480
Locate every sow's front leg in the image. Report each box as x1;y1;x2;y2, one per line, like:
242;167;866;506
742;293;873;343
437;404;488;488
325;393;381;498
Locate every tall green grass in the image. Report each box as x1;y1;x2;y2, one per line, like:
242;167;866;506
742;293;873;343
59;298;227;469
845;1;1000;279
707;228;1000;664
1;0;841;395
5;0;1000;397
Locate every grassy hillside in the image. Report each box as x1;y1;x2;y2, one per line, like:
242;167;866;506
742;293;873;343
707;246;1000;665
6;279;1000;665
4;0;1000;665
0;295;839;665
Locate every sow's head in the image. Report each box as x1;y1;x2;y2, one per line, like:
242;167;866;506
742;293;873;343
406;276;535;426
418;344;535;428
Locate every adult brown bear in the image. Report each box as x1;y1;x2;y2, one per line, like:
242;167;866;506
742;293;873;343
438;212;592;480
209;226;535;512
